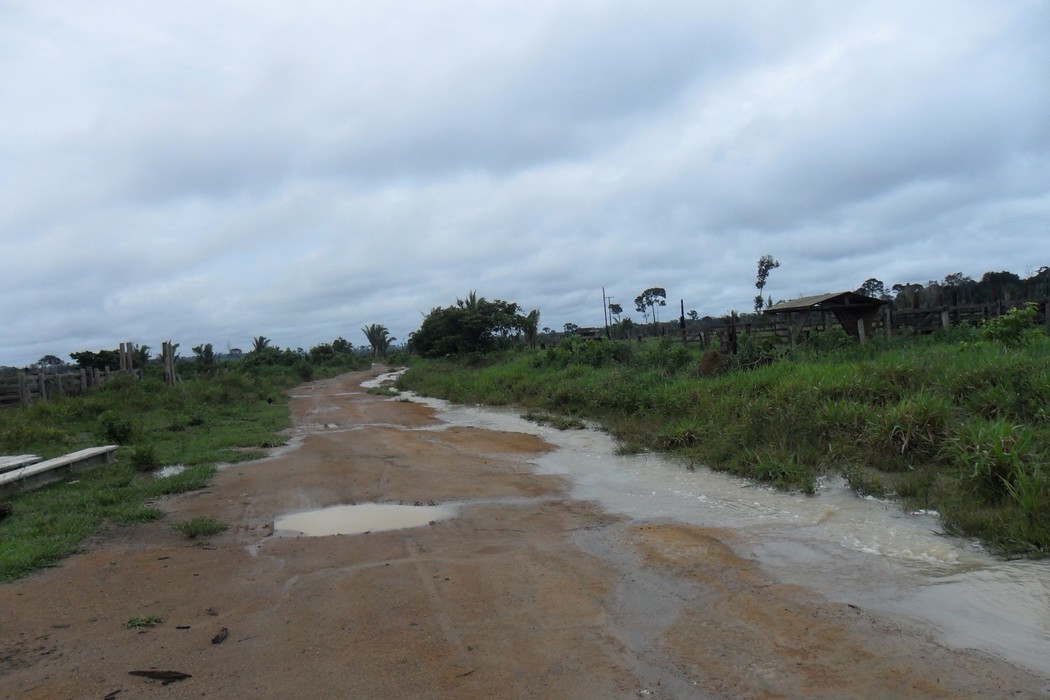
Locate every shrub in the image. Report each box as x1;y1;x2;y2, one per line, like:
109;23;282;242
981;303;1042;347
129;444;160;472
98;411;134;444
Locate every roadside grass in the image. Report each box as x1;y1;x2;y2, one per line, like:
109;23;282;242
398;331;1050;556
172;516;228;539
521;410;587;430
0;362;326;581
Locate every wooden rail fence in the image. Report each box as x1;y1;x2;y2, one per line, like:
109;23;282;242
0;366;146;409
0;341;151;408
671;299;1048;350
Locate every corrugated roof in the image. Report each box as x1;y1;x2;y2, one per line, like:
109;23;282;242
764;291;886;314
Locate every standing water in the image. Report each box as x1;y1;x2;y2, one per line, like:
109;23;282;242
377;377;1050;678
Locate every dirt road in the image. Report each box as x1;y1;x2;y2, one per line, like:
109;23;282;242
2;369;1047;699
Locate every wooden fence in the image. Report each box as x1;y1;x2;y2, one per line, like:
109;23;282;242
0;366;143;408
0;341;149;408
657;298;1050;351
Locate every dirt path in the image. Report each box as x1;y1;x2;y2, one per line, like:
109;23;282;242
2;369;1048;699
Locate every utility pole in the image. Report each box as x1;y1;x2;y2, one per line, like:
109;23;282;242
602;288;611;339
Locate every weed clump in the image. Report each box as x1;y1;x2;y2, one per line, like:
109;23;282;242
173;516;228;539
125;615;164;629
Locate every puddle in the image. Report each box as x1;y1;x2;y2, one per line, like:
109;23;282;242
273;503;457;536
154;464;186;478
398;390;1050;677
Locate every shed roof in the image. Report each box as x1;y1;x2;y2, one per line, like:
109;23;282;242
763;291;887;314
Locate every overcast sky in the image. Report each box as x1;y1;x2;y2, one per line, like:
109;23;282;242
2;1;1049;366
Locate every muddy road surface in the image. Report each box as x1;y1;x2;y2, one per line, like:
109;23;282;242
3;369;1048;699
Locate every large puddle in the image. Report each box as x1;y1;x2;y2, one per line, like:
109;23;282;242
373;373;1050;678
274;503;456;536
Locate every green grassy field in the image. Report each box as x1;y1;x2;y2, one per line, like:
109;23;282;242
0;358;366;581
398;327;1050;557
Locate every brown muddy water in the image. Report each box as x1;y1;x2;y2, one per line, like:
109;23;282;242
362;372;1050;677
273;503;457;536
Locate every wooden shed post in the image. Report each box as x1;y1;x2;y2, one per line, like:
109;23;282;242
857;318;866;343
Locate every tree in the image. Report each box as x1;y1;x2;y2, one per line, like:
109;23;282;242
251;336;271;353
521;309;540;348
687;310;699;322
608;303;623;322
614;317;635;340
362;324;394;357
70;349;120;370
410;292;528;357
563;322;579;334
634;287;667;326
754;255;780;312
192;343;215;367
942;272;973;287
134;345;151;368
332;336;352;353
37;354;64;368
856;278;886;299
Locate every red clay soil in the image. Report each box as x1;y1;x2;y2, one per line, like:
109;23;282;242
2;368;1048;699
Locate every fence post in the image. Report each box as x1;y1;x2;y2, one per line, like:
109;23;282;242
18;372;30;408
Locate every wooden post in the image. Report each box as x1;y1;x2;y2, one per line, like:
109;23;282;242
884;306;892;339
679;299;686;345
940;309;950;329
163;341;178;386
18;372;30;408
857;318;866;343
80;368;87;392
37;372;47;403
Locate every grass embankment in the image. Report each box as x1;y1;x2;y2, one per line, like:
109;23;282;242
0;360;357;581
398;331;1050;556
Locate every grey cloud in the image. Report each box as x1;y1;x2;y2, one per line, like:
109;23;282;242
3;2;1050;366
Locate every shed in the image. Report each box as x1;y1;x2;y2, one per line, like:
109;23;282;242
763;291;887;343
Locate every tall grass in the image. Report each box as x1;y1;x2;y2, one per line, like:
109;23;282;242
399;332;1050;556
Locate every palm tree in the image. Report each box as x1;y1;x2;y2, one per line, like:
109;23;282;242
362;324;393;358
133;345;151;368
251;336;271;353
457;290;482;310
